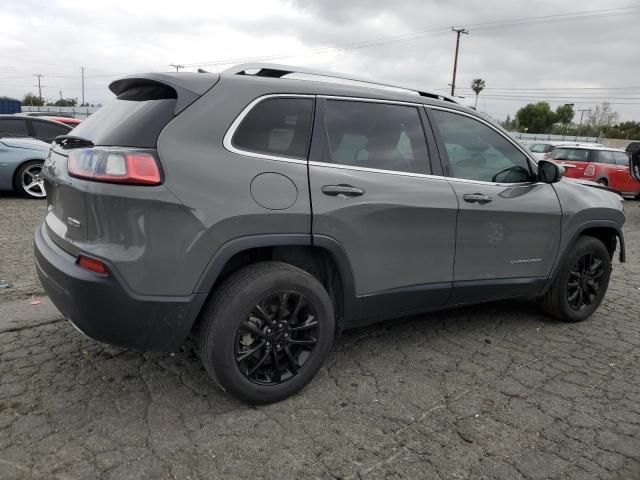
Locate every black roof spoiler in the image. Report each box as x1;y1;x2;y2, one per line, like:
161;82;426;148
109;72;220;114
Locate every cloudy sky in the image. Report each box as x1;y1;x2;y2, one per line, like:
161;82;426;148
1;0;639;122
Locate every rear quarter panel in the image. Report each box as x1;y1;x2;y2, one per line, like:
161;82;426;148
156;77;313;293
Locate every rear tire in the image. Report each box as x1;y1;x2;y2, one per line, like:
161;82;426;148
198;261;335;404
14;160;46;199
597;178;608;186
540;236;611;322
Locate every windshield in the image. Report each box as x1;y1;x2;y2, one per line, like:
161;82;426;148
551;148;590;161
528;143;553;153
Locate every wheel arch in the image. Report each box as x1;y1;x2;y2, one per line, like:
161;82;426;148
543;220;625;294
194;234;358;328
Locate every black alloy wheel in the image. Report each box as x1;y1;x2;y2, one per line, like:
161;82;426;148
566;252;605;311
198;261;335;403
235;292;319;385
539;235;612;322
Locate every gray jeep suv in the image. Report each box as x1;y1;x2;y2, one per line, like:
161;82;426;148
35;64;626;403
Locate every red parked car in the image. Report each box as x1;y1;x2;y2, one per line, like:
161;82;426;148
39;116;82;127
550;145;640;199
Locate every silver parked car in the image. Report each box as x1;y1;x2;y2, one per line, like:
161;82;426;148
0;137;50;198
36;63;627;403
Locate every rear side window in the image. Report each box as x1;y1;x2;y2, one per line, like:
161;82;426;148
0;118;28;137
613;152;630;166
32;120;70;139
323;100;430;174
232;98;313;159
595;150;616;165
551;148;590;161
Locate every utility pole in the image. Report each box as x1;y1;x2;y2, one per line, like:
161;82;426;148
169;64;184;72
81;66;85;106
576;108;590;139
450;27;468;97
34;74;44;102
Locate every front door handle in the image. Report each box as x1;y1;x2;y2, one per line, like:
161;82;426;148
463;193;493;204
321;184;365;198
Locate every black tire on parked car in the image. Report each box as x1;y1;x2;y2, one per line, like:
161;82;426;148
597;178;608;186
540;236;612;322
14;160;46;199
198;261;335;404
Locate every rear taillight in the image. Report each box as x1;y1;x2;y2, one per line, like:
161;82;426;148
68;148;162;185
543;153;551;159
584;165;596;176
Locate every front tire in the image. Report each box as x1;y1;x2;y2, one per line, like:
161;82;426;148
198;262;335;404
540;236;612;322
14;160;46;199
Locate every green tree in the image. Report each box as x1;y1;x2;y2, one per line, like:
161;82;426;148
515;102;557;133
586;102;618;135
555;104;574;127
470;78;486;109
22;93;44;106
46;98;77;107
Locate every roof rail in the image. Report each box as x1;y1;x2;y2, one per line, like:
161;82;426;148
223;63;457;104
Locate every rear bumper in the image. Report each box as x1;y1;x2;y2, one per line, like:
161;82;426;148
34;224;206;351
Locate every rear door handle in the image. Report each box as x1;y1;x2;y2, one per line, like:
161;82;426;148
463;193;493;204
321;184;365;198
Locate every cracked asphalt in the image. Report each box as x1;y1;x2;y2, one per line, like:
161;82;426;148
0;194;639;480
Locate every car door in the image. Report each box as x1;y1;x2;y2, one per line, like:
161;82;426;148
308;98;458;320
592;150;618;186
612;151;638;193
427;106;562;303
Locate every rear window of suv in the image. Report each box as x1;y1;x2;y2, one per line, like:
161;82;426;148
551;148;590;161
232;97;314;159
70;83;178;148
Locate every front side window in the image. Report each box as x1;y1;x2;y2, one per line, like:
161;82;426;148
613;152;630;166
232;97;313;159
323;100;430;174
430;110;531;183
0;119;29;137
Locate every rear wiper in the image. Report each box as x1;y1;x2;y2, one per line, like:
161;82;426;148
54;135;94;149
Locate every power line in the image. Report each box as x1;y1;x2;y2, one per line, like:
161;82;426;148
178;6;640;68
1;6;638;79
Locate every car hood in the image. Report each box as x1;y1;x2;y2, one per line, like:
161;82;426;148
0;137;51;151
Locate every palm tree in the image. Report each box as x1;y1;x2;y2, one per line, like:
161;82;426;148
471;78;486;109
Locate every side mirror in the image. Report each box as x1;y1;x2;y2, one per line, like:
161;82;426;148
538;160;564;184
630;153;640;182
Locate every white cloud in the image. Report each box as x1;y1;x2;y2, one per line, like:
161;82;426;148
1;0;638;120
